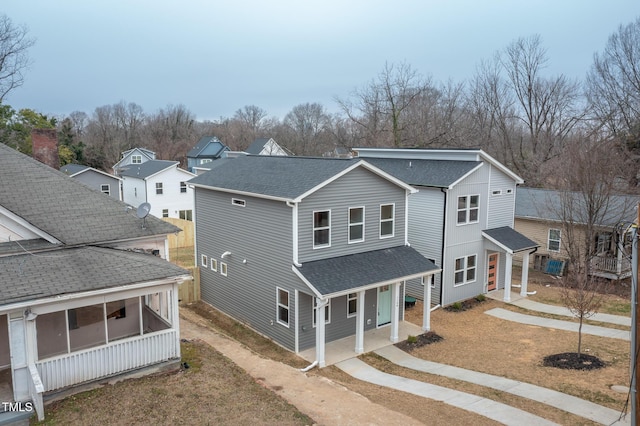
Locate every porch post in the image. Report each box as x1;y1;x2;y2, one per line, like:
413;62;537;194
520;252;530;297
423;276;431;332
355;290;365;354
390;283;400;343
316;298;326;368
503;253;513;302
171;284;181;359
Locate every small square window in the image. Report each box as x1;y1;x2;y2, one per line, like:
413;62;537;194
162;209;169;218
210;258;218;272
101;184;110;195
131;155;142;164
220;262;228;276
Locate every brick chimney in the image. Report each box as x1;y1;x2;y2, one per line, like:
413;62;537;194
32;129;59;169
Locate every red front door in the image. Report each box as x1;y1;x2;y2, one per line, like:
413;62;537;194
487;253;498;291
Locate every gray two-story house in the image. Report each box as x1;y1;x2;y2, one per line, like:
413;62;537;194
355;148;538;307
189;155;439;367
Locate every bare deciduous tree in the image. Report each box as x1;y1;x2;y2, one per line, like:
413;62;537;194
0;14;35;102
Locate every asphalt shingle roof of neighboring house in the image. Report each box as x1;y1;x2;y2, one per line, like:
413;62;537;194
0;143;180;245
0;246;189;306
118;160;178;179
483;226;539;253
189;155;363;200
245;138;271;155
187;136;228;158
60;163;89;175
295;246;439;297
516;187;639;227
360;157;482;188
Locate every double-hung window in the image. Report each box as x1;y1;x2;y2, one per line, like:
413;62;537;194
347;293;357;317
180;181;187;193
548;229;561;252
156;182;163;195
101;184;110;195
454;254;477;286
313;210;330;248
379;204;394;238
277;288;289;327
457;195;479;224
348;207;364;243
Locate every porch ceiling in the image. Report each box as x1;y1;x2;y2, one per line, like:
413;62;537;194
294;245;439;298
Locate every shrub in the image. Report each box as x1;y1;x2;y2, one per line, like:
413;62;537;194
451;301;463;311
475;294;486;302
407;335;418;344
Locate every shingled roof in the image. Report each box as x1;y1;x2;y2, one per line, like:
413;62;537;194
189;155;411;201
361;157;482;188
294;245;439;297
0;246;188;307
118;160;179;179
0;143;180;246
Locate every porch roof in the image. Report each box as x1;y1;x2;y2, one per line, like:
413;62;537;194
293;245;440;298
482;226;539;254
0;246;190;307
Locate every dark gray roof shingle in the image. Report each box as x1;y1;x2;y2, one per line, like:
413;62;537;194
187;136;228;158
295;246;439;296
0;247;189;306
189;155;361;200
516;187;639;226
483;226;539;253
361;157;481;188
0;143;180;245
60;164;89;175
118;160;178;179
245;138;270;155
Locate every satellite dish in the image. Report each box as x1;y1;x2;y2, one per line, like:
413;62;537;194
137;202;151;219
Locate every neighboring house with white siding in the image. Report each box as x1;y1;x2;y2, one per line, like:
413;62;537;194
112;147;156;176
189;155;439;368
120;160;196;221
0;143;190;423
354;148;538;306
244;138;289;156
60;163;122;200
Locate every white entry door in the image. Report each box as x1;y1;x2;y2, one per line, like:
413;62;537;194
377;285;392;326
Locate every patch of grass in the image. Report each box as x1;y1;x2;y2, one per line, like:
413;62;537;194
169;246;194;268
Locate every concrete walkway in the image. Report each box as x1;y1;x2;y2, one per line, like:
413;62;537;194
374;345;629;426
510;298;631;327
485;308;631;341
336;358;559;426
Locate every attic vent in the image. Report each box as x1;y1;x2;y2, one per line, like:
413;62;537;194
232;198;246;207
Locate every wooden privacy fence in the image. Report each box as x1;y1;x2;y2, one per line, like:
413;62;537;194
178;267;200;305
162;217;194;248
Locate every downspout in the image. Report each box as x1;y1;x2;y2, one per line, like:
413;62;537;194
286;201;301;267
439;188;447;306
300;298;329;372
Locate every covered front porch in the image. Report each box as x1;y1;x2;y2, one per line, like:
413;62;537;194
299;320;423;366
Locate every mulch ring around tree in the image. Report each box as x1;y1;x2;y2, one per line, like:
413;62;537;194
543;352;606;370
395;331;443;352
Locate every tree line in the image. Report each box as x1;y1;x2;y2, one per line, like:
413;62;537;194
0;15;638;192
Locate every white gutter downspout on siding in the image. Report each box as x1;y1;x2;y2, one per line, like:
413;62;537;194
405;189;410;246
286;201;301;267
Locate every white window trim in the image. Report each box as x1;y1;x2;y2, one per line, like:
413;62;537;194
276;287;290;328
453;254;477;287
491;189;502;196
548;228;561;252
312;209;331;249
505;188;514;194
456;194;480;225
232;198;246;207
220;262;228;276
180;181;187;193
200;158;213;164
422;275;435;288
131;155;142;164
379;203;395;239
347;293;357;318
348;206;365;244
155;182;163;195
210;258;218;272
312;299;331;327
101;184;110;195
201;254;208;267
162;209;169;218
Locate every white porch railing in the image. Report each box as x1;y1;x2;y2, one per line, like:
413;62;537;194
28;364;44;421
589;256;631;275
36;330;177;392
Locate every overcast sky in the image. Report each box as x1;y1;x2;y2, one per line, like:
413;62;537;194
3;1;639;121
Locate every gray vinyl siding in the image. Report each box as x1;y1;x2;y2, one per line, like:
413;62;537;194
195;188;304;351
405;188;444;304
487;165;516;229
72;172;121;200
298;288;379;351
443;241;487;305
298;167;406;263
